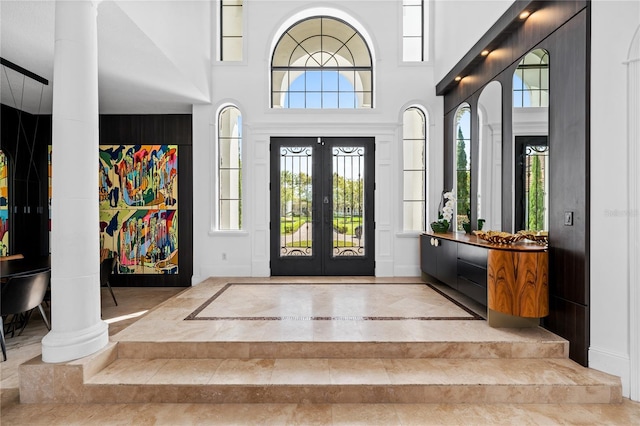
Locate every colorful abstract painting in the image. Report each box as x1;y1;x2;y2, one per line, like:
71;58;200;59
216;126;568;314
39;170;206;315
99;145;178;274
0;150;8;256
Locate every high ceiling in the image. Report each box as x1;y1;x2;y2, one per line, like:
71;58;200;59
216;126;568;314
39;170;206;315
0;0;212;115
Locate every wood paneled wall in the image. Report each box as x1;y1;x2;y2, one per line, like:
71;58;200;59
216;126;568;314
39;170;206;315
438;1;590;365
0;109;193;287
99;115;193;287
0;104;51;258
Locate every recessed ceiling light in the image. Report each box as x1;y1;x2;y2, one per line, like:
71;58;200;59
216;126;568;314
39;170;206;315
519;11;530;20
455;76;462;82
481;50;490;57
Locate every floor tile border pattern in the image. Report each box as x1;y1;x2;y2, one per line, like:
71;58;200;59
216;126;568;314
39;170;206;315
184;283;484;322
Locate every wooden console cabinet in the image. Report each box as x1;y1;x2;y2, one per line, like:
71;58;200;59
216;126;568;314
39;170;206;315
420;232;548;326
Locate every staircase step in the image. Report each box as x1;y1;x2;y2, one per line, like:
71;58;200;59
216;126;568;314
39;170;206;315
115;339;568;360
81;357;621;404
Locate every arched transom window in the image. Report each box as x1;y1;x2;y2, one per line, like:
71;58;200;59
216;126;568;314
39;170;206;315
513;49;549;108
271;16;373;109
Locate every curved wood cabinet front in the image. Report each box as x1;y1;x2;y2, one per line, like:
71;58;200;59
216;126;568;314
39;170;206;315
421;232;549;323
487;249;549;318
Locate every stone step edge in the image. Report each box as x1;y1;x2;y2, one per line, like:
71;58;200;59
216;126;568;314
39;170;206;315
18;347;620;405
58;383;625;404
114;340;569;360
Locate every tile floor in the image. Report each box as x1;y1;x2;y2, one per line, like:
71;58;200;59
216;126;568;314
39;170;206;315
2;277;640;425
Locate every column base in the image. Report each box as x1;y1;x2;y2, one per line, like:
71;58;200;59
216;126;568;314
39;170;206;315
41;320;109;363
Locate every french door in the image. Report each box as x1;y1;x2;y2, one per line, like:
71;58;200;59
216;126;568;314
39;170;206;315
270;137;375;276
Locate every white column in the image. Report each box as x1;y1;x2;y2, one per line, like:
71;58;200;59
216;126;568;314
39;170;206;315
628;25;640;403
42;0;108;363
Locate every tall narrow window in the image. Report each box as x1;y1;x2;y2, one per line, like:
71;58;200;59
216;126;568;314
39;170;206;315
218;106;242;230
454;104;471;231
403;0;424;62
220;0;243;61
403;107;427;231
271;16;373;108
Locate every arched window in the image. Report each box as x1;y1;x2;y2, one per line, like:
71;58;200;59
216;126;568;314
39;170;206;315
271;16;373;109
218;106;242;230
513;49;549;108
454;104;471;231
402;107;427;231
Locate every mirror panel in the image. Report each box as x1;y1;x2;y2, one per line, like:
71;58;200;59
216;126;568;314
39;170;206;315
477;81;502;231
454;103;471;232
512;49;549;232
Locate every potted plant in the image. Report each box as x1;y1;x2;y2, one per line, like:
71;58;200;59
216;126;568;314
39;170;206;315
430;191;454;233
462;209;485;234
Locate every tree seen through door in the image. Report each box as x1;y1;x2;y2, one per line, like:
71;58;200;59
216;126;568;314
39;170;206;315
278;146;365;257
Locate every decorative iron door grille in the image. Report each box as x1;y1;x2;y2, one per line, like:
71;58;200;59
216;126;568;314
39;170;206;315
270;137;375;276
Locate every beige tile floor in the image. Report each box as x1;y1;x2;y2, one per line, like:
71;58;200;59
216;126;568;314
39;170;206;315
2;277;640;425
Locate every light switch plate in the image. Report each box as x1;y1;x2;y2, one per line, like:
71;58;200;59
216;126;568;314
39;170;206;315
564;211;573;226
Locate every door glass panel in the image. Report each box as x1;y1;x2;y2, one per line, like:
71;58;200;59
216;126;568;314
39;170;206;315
279;146;313;257
332;146;365;257
523;145;549;231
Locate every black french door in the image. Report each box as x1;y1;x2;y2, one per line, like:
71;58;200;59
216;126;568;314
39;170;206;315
270;137;375;276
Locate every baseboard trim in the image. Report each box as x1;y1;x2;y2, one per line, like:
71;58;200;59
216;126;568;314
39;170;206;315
589;346;629;397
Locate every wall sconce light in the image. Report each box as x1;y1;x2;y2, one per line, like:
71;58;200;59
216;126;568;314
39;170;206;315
519;10;530;20
454;76;462;82
481;50;490;57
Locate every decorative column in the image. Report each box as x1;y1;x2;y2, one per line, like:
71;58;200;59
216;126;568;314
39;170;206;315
628;25;640;402
42;0;108;363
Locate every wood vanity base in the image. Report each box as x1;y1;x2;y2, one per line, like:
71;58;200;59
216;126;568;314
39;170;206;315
487;249;549;319
421;232;548;328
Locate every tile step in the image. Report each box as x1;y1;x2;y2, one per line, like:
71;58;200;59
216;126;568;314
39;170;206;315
115;340;569;360
80;357;622;404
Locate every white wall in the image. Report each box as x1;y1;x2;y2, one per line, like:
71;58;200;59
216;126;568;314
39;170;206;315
433;0;511;84
191;1;442;282
590;0;640;400
190;0;640;400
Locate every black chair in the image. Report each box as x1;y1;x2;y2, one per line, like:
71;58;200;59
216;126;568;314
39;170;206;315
1;270;51;361
100;257;118;306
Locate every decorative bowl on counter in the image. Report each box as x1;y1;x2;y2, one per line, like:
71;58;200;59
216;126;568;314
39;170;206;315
517;230;549;246
473;230;524;245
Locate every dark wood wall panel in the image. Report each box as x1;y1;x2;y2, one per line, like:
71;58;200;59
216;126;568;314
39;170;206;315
547;296;589;364
2;110;193;287
545;12;589;306
439;1;590;365
443;0;588;114
99;115;193;287
0;104;51;257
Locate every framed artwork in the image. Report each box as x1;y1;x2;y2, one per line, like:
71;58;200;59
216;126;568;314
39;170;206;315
99;145;178;274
